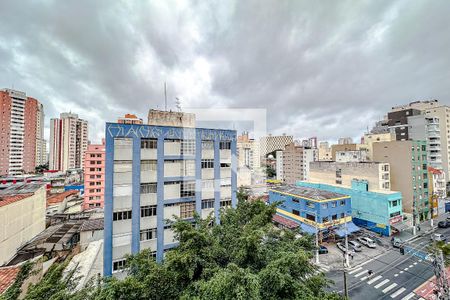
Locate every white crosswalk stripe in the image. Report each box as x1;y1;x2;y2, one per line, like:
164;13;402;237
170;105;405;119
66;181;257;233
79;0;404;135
354;270;368;278
374;279;390;289
382;283;398;294
349;266;363;274
390;287;406;298
400;293;415;300
367;275;382;285
360;276;368;281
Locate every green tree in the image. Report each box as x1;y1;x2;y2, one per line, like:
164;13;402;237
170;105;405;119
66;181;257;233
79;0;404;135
21;196;342;300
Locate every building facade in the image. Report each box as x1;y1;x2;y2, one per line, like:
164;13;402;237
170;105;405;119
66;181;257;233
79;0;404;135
259;134;293;158
362;132;395;161
0;183;46;265
318;141;332;161
268;185;358;236
0;89;45;176
118;114;143;125
335;150;368;163
330;143;358;161
297;181;402;236
49;113;88;172
83;142;105;210
282;143;316;184
373;140;429;220
103;122;237;276
309;161;391;192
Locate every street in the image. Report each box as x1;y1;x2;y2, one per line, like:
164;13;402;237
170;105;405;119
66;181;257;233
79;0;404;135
326;223;450;300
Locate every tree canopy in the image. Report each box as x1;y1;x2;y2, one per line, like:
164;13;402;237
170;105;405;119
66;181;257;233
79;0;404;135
5;191;342;300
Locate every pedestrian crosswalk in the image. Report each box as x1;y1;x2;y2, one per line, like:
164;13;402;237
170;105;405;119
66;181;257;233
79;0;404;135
345;263;422;300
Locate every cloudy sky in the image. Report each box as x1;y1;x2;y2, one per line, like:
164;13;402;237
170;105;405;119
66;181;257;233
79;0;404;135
1;0;449;144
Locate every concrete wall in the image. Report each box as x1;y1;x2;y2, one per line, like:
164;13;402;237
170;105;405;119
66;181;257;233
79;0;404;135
0;186;46;265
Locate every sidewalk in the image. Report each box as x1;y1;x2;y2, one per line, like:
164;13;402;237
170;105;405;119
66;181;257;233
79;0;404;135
394;215;447;243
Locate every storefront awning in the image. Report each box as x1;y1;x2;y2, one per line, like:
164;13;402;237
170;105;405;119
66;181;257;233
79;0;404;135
300;223;317;235
391;221;410;232
335;222;361;237
272;214;299;229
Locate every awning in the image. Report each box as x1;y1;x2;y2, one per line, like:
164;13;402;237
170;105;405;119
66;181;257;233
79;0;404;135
391;221;410;232
334;222;361;237
300;223;317;235
272;214;299;229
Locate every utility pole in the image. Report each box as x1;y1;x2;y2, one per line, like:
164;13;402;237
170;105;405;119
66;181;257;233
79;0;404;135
344;213;350;268
413;197;417;236
433;249;450;299
315;216;319;264
343;253;349;299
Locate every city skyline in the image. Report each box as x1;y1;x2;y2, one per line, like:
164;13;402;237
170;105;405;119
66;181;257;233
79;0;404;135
1;1;449;143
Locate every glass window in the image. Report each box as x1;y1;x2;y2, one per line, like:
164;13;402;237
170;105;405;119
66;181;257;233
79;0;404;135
141;160;157;171
141;205;157;217
201;199;214;209
220;198;232;207
306;201;315;208
332;214;338;220
201;141;214;150
113;210;132;221
181;181;196;197
321;203;327;209
181;140;196;155
141;138;157;149
180;202;195;219
331;202;337;208
322;216;329;223
201;159;214;168
340;200;345;206
113;259;126;272
140;183;157;194
140;228;157;241
292;209;300;216
292;198;299;203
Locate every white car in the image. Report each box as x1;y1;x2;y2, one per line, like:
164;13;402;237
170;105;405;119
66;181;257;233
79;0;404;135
357;237;377;248
336;242;347;253
431;233;446;242
348;241;362;252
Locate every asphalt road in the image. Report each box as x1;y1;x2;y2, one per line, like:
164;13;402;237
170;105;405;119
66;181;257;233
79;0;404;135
327;224;450;300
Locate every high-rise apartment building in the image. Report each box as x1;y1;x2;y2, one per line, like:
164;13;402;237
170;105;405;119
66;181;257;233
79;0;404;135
49;113;88;172
390;100;450;181
282;143;316;184
103;110;237;276
338;137;353;145
0;89;45;176
259;134;293;158
318;141;332;161
83;142;105;210
373;140;429;220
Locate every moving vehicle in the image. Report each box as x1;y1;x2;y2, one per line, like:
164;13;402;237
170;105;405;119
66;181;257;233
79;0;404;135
438;221;450;228
431;233;446;242
318;245;328;254
391;237;403;248
348;241;362;252
357;237;377;248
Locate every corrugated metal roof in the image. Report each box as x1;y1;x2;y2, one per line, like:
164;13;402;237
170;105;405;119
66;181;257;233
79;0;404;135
270;185;347;200
80;219;104;232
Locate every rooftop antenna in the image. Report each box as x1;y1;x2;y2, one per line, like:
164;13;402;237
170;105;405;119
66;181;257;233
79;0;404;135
175;97;182;112
164;82;167;111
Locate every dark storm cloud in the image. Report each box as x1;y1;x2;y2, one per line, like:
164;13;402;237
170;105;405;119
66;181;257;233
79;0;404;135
0;0;449;143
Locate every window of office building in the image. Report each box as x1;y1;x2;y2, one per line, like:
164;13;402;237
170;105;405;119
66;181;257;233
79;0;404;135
140;183;157;194
201;159;214;168
141;205;157;217
340;200;345;206
331;202;337;208
322;216;329;223
140;228;157;241
180;202;195;219
219;141;231;150
306;214;316;221
201;198;215;209
293;198;299;203
181;140;196;155
336;168;342;178
202;140;214;150
113;210;132;221
220;198;232;207
202;179;214;190
292;209;300;216
181;181;196;197
141;160;157;171
220;178;231;187
113;259;126;272
306;201;314;209
114;160;132;173
332;214;338;220
220;163;231;168
141;138;157;149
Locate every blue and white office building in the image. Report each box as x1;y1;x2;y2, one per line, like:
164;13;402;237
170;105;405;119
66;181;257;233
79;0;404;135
103;119;237;276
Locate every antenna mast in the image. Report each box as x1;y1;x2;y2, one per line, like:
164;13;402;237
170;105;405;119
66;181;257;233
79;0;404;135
164;82;167;111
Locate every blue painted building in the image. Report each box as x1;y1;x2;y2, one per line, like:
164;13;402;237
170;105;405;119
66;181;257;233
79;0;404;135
103;122;237;276
296;180;403;236
268;185;359;236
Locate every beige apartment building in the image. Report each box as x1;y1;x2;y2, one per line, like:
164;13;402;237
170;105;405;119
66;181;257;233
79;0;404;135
362;132;395;160
0;184;46;265
373;140;429;218
49;112;88;172
330;144;358;161
282;143;317;184
391;100;450;181
309;161;391;192
318;141;332;161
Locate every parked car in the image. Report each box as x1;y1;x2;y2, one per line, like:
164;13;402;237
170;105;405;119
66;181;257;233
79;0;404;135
438;221;450;228
336;242;355;255
319;245;328;254
431;233;446;242
391;237;403;248
348;241;362;252
357;237;377;248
